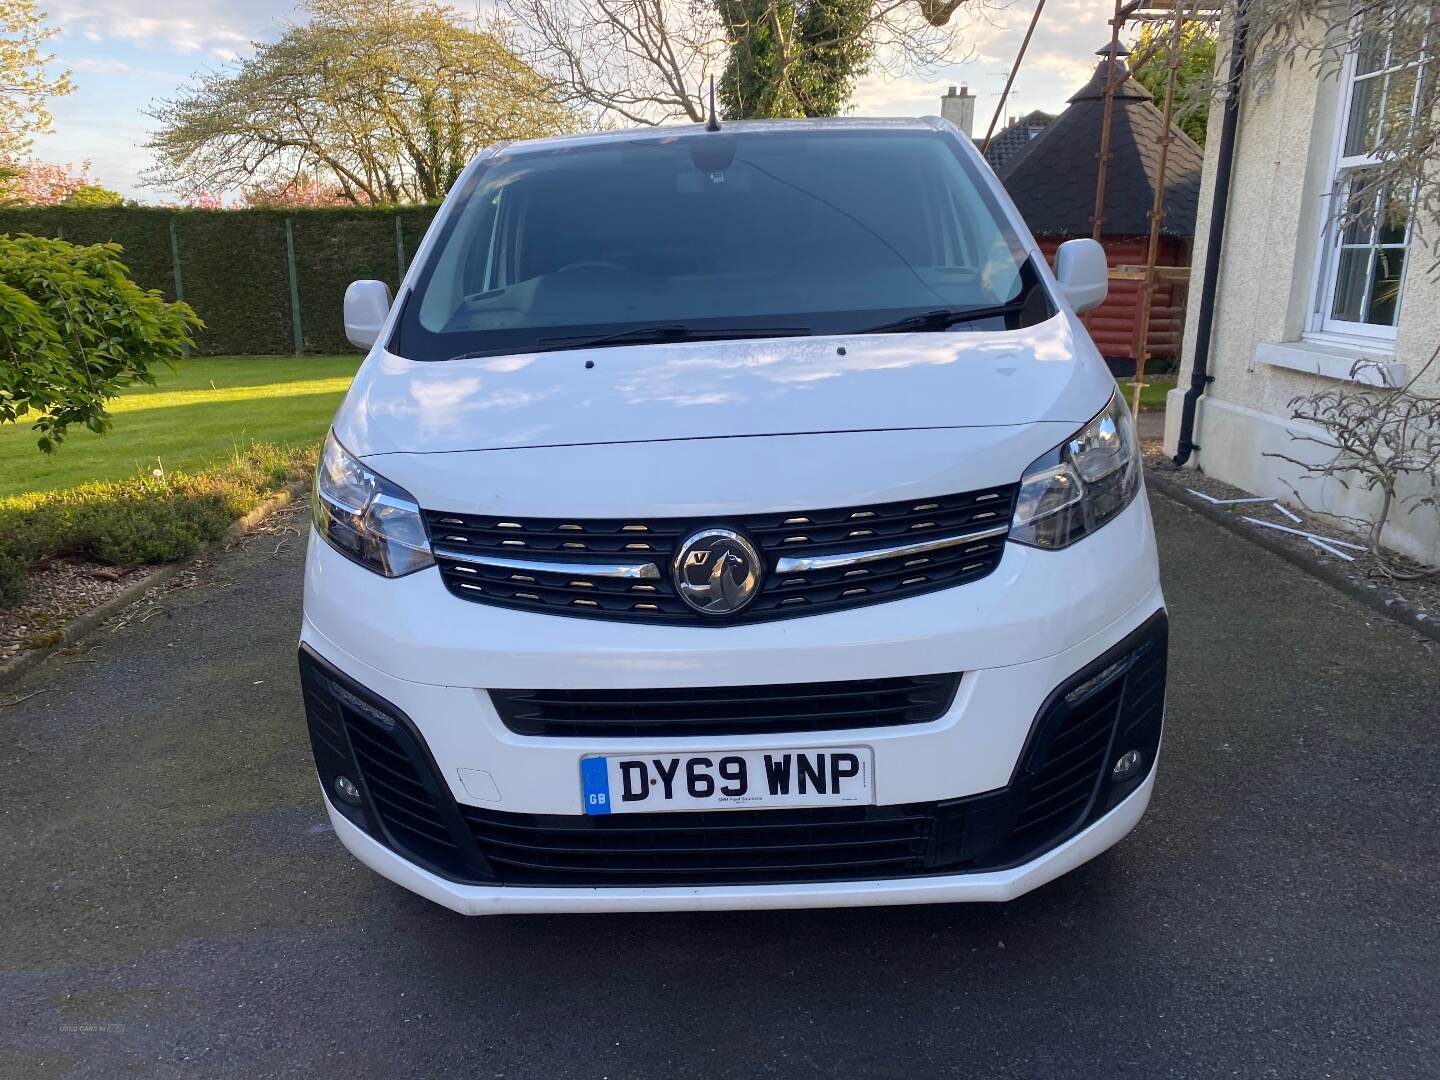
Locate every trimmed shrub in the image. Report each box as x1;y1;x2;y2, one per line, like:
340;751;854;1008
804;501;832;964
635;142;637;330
0;205;439;356
0;554;25;607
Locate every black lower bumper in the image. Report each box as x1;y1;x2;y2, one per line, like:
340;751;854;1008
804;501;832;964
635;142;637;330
299;610;1166;888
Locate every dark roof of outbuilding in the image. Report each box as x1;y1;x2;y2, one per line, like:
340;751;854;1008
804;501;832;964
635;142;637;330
997;48;1204;238
977;110;1056;171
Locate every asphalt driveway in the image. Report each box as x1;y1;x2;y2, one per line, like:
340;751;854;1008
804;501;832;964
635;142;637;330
2;493;1437;1080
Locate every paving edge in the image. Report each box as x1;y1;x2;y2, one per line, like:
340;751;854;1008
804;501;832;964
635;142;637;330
0;480;309;691
1146;470;1440;645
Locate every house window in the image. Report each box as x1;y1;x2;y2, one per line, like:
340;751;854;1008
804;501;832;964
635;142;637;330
1311;23;1427;342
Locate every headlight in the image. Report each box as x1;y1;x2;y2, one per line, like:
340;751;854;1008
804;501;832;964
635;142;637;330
1010;392;1141;549
313;431;434;576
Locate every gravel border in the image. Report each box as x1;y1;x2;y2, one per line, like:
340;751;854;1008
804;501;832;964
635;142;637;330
1145;468;1439;644
0;481;307;690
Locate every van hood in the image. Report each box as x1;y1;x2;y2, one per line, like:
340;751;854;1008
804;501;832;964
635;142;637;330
335;312;1113;457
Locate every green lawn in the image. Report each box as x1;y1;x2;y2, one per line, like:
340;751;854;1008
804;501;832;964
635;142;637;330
0;355;360;498
1121;376;1177;411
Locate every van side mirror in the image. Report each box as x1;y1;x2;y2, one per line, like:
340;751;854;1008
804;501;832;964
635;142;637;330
1053;239;1109;315
344;280;393;350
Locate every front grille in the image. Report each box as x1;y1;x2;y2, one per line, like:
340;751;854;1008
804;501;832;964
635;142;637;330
461;802;945;885
297;612;1166;889
426;484;1017;625
490;673;962;738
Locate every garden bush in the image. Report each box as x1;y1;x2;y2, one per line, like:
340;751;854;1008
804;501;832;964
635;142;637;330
0;442;314;606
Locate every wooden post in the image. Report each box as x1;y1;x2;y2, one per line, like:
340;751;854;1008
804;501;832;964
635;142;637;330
285;218;304;356
169;217;190;359
1090;0;1126;242
1130;1;1190;418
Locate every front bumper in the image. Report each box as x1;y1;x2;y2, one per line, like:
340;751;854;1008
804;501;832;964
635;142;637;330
299;605;1166;911
321;767;1156;914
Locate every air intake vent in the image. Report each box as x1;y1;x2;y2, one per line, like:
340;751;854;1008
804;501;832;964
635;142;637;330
1005;611;1169;855
491;673;962;738
462;802;939;886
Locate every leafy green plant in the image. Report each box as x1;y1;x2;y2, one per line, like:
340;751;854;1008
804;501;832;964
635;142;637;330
0;553;24;605
1131;20;1217;146
60;184;125;208
0;232;200;451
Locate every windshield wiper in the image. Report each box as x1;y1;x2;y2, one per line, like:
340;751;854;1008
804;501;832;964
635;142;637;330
857;301;1029;336
531;324;811;354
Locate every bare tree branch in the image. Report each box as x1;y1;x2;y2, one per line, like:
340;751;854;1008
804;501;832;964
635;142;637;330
500;0;988;126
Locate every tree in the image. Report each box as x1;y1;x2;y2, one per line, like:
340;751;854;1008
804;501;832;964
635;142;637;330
0;0;71;161
497;1;719;126
145;0;577;205
501;0;981;124
61;183;124;207
1131;19;1216;145
0;158;95;205
0;235;200;452
1268;349;1440;579
241;175;349;208
715;0;873;118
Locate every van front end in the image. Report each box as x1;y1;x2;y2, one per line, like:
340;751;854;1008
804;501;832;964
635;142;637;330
299;408;1164;915
300;119;1165;914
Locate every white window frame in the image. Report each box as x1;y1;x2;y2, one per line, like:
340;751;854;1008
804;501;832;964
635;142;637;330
1307;25;1426;347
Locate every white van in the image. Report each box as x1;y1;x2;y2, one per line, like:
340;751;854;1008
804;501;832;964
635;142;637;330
300;118;1167;915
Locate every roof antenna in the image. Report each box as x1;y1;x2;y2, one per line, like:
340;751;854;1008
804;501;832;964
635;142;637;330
705;75;721;132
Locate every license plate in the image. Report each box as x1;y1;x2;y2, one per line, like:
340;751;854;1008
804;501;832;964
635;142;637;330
580;747;873;815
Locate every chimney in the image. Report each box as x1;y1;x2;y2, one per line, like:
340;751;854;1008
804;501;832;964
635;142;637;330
940;83;976;138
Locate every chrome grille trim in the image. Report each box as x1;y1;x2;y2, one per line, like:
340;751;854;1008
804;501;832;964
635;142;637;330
425;483;1018;624
773;523;1011;574
432;547;661;580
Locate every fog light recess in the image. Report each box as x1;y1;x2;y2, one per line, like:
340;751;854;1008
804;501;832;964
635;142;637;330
334;775;362;805
1111;749;1143;780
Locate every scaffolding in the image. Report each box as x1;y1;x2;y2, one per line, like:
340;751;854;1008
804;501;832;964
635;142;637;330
1091;0;1225;417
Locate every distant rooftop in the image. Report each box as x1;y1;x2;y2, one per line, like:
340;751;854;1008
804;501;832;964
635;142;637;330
996;45;1204;238
975;110;1057;172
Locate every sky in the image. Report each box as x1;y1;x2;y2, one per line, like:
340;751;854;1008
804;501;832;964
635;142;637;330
36;0;1120;203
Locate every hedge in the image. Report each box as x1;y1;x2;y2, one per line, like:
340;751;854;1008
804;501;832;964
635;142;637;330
0;205;440;356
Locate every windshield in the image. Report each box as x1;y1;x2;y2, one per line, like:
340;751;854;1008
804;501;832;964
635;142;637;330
395;126;1051;361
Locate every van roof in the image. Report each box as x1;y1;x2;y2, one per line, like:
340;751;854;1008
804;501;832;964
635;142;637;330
491;116;945;157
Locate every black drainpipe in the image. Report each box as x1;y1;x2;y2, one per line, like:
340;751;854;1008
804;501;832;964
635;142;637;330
1174;0;1250;466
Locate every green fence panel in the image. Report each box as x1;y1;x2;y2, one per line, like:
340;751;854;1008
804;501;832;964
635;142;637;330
176;211;293;355
0;205;443;357
293;212;405;354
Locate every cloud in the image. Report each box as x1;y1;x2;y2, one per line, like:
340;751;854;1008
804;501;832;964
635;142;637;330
64;56;140;77
850;0;1118;122
50;0;291;56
